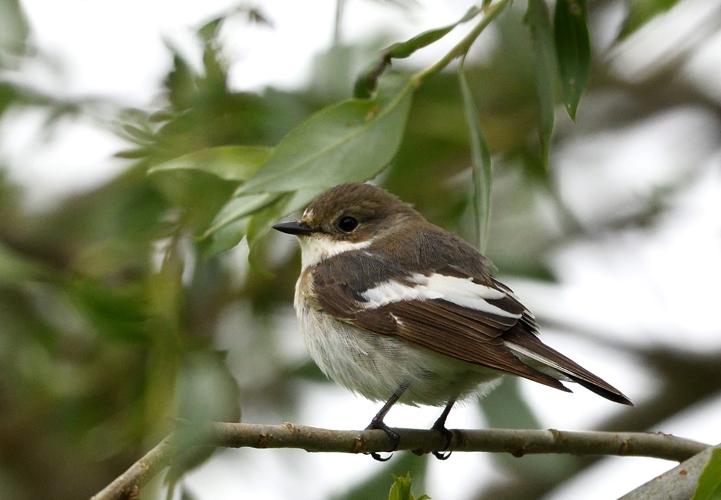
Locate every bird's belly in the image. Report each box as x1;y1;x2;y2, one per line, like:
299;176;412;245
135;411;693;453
294;287;502;406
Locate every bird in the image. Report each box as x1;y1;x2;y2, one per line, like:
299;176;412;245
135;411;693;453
273;182;631;461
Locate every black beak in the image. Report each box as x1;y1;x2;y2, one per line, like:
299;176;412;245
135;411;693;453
272;220;315;236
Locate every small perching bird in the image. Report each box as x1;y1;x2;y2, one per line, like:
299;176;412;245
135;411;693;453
273;183;631;461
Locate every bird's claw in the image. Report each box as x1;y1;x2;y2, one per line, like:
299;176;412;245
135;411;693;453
370;451;394;462
365;420;400;462
431;424;454;460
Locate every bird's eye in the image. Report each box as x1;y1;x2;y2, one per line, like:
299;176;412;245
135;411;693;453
337;216;359;233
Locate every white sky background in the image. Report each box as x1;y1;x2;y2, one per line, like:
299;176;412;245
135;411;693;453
3;0;721;499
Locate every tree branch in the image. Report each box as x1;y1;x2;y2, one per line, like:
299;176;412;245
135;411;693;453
412;0;511;85
92;422;709;500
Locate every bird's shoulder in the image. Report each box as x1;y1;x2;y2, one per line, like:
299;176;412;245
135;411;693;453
305;223;529;322
381;223;494;279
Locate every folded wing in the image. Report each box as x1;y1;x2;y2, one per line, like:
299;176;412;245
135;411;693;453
310;244;631;405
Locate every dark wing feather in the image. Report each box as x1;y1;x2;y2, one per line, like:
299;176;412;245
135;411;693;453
358;300;570;392
503;328;632;404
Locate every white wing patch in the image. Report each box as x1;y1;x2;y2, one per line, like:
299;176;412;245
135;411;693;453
361;273;520;318
504;341;572;381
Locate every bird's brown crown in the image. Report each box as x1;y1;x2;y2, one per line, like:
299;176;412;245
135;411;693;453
300;183;420;242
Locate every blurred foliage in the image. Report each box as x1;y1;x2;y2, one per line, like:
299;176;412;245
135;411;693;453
387;472;430;500
459;55;493;253
553;0;590;120
619;0;681;39
693;449;721;500
525;0;557;167
480;378;577;497
0;0;719;499
0;0;28;65
342;453;428;500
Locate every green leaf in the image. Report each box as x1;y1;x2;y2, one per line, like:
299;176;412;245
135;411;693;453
618;0;680;40
245;194;292;274
554;0;590;120
114;148;150;160
0;242;46;284
147;146;274;236
386;28;458;60
148;145;272;181
246;191;316;249
236;74;414;195
386;5;481;58
203;193;278;238
164;47;197;111
693;448;721;500
149;169;236;234
388;473;412;500
458;58;493;253
525;0;557;168
354;5;482;97
387;472;430;500
199;217;248;257
0;0;29;57
340;450;427;500
68;280;150;344
121;123;154;144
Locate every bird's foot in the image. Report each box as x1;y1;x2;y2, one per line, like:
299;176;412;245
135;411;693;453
431;422;454;460
365;419;400;462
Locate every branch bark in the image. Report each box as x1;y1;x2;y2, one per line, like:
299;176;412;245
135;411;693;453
92;422;709;500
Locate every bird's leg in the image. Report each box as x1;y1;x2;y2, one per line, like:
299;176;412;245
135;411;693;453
365;383;408;462
430;397;457;460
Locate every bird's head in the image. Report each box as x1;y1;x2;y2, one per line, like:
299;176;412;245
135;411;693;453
272;183;420;267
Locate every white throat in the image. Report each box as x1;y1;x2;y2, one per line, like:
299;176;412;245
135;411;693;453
298;235;372;269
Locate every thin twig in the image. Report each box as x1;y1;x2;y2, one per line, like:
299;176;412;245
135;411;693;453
332;0;345;46
412;0;512;85
92;435;174;500
92;422;709;500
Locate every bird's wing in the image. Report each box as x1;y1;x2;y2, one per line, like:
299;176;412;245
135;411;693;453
310;242;631;404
